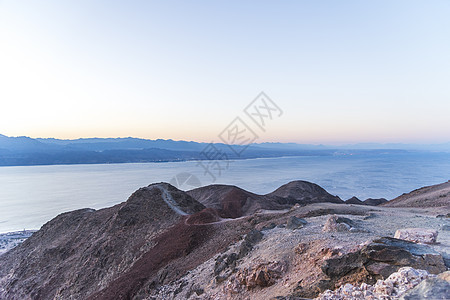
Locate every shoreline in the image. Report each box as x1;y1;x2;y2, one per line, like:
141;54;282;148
0;230;37;256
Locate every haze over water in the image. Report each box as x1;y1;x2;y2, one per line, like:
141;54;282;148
0;152;449;233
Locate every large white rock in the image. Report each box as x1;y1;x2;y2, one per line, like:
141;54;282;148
394;228;438;244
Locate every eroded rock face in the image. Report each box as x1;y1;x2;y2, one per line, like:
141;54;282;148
0;183;207;300
233;261;285;290
316;267;434;300
322;237;446;286
394;228;438;244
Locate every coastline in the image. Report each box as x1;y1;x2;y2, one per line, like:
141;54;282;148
0;230;36;256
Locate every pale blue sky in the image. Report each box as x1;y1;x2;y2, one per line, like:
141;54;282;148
1;1;449;143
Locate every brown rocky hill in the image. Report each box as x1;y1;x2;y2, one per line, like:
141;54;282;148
0;183;208;299
362;197;388;206
187;180;344;218
267;180;343;204
187;185;272;218
383;180;450;209
1;181;448;300
346;196;364;205
346;196;387;206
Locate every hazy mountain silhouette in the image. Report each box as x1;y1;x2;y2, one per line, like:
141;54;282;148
0;134;448;166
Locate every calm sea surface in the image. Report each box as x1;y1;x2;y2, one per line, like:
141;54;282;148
0;152;449;233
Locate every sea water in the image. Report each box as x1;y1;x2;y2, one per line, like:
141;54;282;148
0;152;449;233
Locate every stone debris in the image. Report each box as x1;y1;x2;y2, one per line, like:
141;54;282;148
316;267;434;300
225;261;285;294
286;216;307;230
441;224;450;231
321;237;446;283
323;215;353;232
394;228;438;244
401;271;450;299
238;229;263;258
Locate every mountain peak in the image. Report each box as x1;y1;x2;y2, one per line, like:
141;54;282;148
268;180;343;204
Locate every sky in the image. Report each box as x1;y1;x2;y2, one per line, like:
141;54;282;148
0;0;449;144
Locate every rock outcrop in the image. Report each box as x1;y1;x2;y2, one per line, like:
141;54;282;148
1;180;449;300
401;271;450;299
316;267;437;300
322;237;446;285
394;228;439;244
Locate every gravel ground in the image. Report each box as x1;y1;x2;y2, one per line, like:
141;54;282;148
147;203;450;299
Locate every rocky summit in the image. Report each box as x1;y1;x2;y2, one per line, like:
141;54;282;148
0;181;449;299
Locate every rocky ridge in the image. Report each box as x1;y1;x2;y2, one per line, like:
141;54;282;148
0;180;449;299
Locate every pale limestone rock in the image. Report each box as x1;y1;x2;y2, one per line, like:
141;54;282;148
394;228;438;244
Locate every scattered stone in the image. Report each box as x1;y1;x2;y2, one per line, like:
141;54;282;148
214;253;238;275
294;243;309;255
363;212;377;220
323;215;353;232
262;223;277;230
436;213;450;218
238;230;263;258
215;275;228;283
235;261;285;289
401;271;450;299
316;267;434;300
394;228;438;244
286;216;307;230
441;224;450;231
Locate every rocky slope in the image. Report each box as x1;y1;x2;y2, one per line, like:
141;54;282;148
383;180;450;208
345;196;388;206
0;183;207;299
187;180;344;218
267;180;344;205
0;181;449;299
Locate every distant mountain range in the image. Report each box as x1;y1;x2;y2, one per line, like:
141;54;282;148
0;134;448;166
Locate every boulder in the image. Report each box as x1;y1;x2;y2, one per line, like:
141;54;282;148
322;237;446;283
362;237;446;276
236;261;284;289
214;252;238;276
394;228;438;244
317;267;434;300
238;230;263;258
401;271;450;299
286;216;307;230
322;215;353;232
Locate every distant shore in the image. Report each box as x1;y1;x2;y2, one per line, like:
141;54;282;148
0;230;36;255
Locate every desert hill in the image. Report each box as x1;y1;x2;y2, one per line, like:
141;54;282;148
187;180;343;219
383;180;450;209
0;181;449;299
267;180;343;204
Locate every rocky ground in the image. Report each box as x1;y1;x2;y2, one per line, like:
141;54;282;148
0;180;449;299
145;203;449;299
